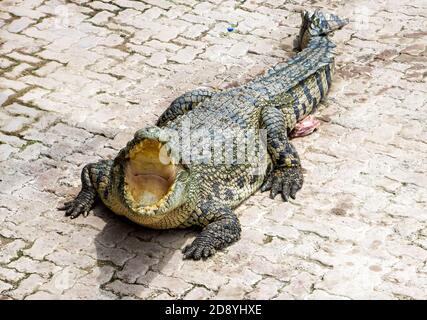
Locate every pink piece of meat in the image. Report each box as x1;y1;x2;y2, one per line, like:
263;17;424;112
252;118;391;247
290;115;321;138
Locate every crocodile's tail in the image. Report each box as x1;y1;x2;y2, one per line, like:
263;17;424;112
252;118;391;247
299;10;348;50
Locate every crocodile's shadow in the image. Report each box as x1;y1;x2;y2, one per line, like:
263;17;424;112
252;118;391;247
91;204;196;298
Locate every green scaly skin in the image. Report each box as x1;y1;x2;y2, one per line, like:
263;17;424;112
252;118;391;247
59;10;348;260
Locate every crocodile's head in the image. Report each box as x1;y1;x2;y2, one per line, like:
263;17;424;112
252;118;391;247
114;127;189;216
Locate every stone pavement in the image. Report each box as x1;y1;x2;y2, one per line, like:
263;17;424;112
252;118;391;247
0;0;426;300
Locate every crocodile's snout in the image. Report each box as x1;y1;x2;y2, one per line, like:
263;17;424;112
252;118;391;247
124;138;176;207
117;131;189;219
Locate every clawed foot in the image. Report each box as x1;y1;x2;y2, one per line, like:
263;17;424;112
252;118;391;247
261;166;303;201
182;211;241;260
58;191;95;219
182;240;216;260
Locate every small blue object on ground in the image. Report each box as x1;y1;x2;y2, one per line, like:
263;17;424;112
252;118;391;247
227;27;234;32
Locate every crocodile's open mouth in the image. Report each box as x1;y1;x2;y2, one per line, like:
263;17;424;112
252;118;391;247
124;139;176;207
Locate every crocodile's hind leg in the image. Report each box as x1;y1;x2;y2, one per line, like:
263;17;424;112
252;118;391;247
182;202;241;260
260;106;304;201
156;89;214;127
58;160;112;219
290;115;321;138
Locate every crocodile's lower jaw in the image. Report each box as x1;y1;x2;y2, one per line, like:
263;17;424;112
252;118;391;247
124;139;176;207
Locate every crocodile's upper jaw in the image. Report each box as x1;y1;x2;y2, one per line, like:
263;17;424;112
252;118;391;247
121;136;189;215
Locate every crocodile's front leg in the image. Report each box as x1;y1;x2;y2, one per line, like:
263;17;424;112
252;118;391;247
260;107;304;201
182;202;241;260
156;89;214;127
58;160;112;219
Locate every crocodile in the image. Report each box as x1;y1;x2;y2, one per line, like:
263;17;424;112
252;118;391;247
59;10;348;260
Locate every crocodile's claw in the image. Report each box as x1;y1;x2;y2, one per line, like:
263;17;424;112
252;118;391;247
182;208;240;260
58;191;95;219
261;166;303;201
182;241;216;260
